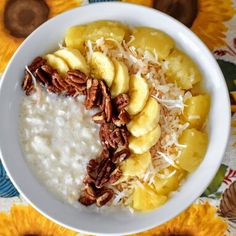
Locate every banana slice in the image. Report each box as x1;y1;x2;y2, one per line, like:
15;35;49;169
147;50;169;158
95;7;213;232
111;59;129;98
54;48;89;75
121;151;151;178
127;97;160;137
44;54;69;75
90;52;115;87
126;75;149;116
129;125;161;154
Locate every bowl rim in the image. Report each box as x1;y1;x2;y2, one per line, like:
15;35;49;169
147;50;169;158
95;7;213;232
0;2;231;235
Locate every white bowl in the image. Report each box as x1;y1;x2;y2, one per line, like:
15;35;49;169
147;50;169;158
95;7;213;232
0;2;231;235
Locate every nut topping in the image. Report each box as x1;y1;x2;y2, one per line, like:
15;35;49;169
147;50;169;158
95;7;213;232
22;72;35;96
96;188;114;207
85;79;100;109
109;168;122;184
92;111;106;124
22;57;131;208
113;93;129;111
95;158;115;188
112;147;131;164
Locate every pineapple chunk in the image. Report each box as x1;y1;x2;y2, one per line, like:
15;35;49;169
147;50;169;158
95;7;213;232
65;25;86;50
65;20;129;50
153;169;187;195
178;129;208;172
85;20;129;43
133;183;167;211
166;48;202;89
121;152;151;178
130;27;174;59
183;94;210;129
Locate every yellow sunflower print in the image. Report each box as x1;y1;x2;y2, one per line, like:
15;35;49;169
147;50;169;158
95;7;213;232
191;0;235;51
0;0;82;73
0;204;77;236
125;0;235;51
131;202;228;236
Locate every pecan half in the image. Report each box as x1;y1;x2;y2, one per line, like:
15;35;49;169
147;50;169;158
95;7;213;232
85;79;100;109
95;158;115;188
35;67;52;86
112;109;130;127
100;81;112;122
84;183;98;198
67;70;88;83
109;168;122;184
92;111;106;124
113;93;129;111
83;175;95;185
28;57;46;72
96;188;114;207
51;72;68;93
112;147;130;164
66;70;88;93
22;72;35;96
79;190;96;206
87;159;99;179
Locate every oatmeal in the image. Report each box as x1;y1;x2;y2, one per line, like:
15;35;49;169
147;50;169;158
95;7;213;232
19;91;101;203
19;20;210;211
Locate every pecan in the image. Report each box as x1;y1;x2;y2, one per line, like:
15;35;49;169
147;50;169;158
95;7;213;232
112;109;130;127
47;85;61;94
41;64;54;74
84;183;98;198
113;93;129;111
28;57;46;72
51;72;68;92
120;127;130;148
99;80;112;122
66;70;88;93
96;188;114;207
35;68;51;86
92;111;106;124
22;72;35;96
65;86;78;97
79;190;96;206
87;159;98;179
100;123;129;149
99;123;115;149
83;175;95;184
66;70;88;84
95;158;115;188
98;149;111;161
112;147;130;164
85;79;100;109
104;96;112;122
100;80;110;110
109;168;122;184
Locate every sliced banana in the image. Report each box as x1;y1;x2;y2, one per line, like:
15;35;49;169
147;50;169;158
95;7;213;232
126;74;149;116
129;125;161;154
54;48;89;75
127;97;160;137
44;54;69;75
90;52;115;87
111;59;129;98
121;151;151;178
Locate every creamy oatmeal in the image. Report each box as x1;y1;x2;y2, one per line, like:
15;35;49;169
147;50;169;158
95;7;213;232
19;90;102;203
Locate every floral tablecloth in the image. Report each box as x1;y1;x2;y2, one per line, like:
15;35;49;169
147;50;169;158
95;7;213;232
0;0;236;235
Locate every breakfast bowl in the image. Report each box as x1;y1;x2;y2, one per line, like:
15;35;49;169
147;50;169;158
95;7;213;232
0;2;231;235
